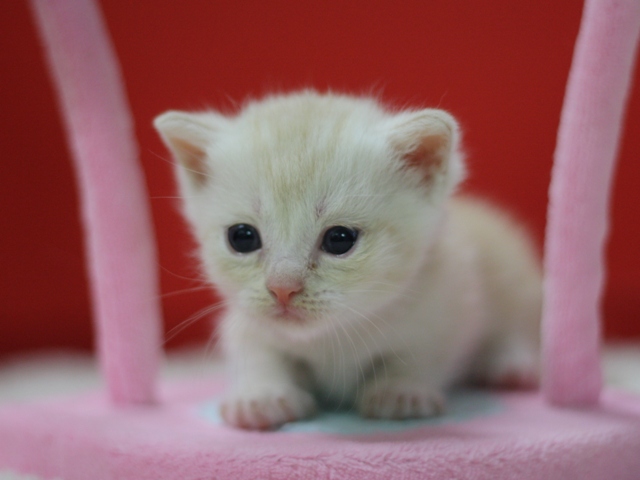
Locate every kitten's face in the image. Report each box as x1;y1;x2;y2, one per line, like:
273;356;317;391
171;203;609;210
155;93;463;338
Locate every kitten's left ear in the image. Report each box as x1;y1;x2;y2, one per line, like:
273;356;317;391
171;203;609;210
387;109;465;190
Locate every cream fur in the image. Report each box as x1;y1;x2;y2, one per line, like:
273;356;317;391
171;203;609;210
154;91;541;430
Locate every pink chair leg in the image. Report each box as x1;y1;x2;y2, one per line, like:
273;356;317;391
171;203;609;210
30;0;163;405
542;0;640;406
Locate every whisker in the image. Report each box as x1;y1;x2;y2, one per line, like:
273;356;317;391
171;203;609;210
348;288;420;301
334;301;409;366
323;318;340;403
333;320;362;409
340;313;380;399
150;195;208;200
161;285;212;299
365;280;424;296
342;194;394;198
367;309;419;364
201;323;226;366
159;264;207;283
163;301;229;346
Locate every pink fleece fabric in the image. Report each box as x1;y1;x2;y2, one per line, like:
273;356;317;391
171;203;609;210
1;379;640;479
29;0;163;405
3;0;639;478
542;0;640;406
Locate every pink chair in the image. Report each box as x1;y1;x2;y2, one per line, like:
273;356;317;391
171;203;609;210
1;0;638;478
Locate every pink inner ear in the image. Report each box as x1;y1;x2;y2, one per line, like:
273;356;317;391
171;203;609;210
403;133;449;178
174;137;209;187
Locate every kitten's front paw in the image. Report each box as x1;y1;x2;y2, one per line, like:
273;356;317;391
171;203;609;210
358;381;445;420
220;387;317;430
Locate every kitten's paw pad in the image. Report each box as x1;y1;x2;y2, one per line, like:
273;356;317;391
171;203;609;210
359;384;445;420
220;388;317;430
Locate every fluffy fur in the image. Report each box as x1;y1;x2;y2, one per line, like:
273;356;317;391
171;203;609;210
154;91;541;430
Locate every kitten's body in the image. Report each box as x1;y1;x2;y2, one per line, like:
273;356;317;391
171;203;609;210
155;91;541;429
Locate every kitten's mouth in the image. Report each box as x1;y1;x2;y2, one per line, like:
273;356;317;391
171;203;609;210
271;305;306;323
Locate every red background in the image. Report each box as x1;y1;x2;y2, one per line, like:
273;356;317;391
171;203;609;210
1;1;638;358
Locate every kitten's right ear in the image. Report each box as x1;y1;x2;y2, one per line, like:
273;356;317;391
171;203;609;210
153;111;220;189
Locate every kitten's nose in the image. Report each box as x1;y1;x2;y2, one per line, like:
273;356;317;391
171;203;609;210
267;282;302;306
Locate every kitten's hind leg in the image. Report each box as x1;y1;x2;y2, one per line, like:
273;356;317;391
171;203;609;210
470;334;540;390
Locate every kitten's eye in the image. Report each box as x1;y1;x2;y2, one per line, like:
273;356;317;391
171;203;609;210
321;226;359;255
228;224;262;253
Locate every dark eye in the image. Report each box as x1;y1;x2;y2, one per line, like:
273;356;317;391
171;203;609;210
321;226;359;255
228;224;262;253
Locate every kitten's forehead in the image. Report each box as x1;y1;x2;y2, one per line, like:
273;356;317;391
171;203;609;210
227;94;392;210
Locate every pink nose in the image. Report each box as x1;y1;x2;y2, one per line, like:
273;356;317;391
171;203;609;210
268;284;302;306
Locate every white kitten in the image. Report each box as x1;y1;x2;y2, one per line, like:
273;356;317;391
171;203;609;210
154;91;541;430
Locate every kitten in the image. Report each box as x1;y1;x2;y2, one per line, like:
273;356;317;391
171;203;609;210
154;91;541;430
